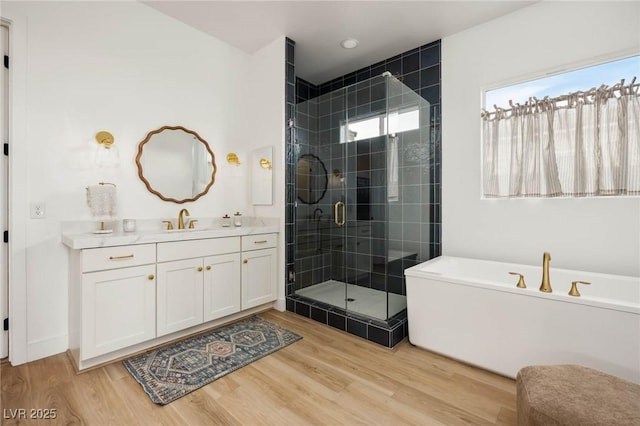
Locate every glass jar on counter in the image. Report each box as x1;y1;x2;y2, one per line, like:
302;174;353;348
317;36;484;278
233;212;242;227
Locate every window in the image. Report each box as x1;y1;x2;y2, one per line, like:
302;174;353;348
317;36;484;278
485;56;639;109
341;106;419;143
481;55;640;198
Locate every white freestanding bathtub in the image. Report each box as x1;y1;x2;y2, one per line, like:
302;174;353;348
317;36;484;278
405;256;640;383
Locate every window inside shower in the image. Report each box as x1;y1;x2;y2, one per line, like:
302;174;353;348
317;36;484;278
341;106;420;143
292;73;434;322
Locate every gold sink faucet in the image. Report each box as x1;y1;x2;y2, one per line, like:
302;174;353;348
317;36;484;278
540;251;552;293
178;208;190;230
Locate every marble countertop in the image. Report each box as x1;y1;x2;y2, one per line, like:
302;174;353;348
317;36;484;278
62;217;280;250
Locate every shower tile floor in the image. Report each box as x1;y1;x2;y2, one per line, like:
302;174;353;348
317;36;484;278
296;280;406;321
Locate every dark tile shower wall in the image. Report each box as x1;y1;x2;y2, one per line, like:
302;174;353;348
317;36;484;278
317;43;442;263
285;39;442;348
292;82;330;291
285;38;297;299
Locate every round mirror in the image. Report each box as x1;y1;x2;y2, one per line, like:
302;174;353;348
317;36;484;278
135;126;217;203
296;154;328;204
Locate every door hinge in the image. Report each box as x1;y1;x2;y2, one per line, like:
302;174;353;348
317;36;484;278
3;143;7;156
3;318;7;331
3;55;8;69
3;230;7;243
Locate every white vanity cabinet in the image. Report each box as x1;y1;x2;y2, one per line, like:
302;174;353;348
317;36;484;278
65;226;279;371
69;244;157;361
241;234;278;309
156;237;241;337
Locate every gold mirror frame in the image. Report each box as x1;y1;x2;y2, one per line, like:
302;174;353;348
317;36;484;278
135;125;217;204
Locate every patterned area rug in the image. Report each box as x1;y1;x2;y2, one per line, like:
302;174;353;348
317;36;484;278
123;315;302;405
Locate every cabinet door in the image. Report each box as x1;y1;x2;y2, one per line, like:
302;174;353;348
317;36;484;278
203;253;241;322
241;248;277;309
82;264;156;359
156;258;204;337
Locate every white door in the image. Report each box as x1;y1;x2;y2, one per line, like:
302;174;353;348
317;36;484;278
241;248;277;309
203;252;241;322
0;22;9;359
82;265;156;359
156;258;204;336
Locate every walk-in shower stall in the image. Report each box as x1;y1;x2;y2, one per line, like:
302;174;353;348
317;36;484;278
292;73;434;324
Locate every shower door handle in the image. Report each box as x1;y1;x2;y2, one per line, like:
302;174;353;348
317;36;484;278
334;201;346;227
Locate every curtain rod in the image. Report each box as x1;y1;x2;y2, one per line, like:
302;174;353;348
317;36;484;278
482;77;638;120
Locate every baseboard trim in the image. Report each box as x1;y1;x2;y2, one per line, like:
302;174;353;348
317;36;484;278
27;333;68;363
273;297;286;311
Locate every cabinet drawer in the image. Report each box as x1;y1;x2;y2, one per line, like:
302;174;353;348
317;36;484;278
82;244;156;272
157;237;240;262
241;233;277;251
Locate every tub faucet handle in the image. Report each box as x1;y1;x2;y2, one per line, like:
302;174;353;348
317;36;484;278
508;272;526;288
540;251;552;293
568;280;591;297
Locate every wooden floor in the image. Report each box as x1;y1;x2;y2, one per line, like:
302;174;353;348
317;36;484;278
1;310;516;425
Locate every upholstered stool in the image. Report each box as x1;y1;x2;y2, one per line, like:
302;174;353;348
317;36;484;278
516;365;640;426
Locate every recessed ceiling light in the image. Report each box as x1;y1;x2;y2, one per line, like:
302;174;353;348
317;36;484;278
340;38;359;49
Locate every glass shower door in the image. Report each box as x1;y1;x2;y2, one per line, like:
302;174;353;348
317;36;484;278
330;139;349;312
293;72;430;323
339;76;388;320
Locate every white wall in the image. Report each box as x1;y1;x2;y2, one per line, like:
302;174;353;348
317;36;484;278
247;37;287;309
442;2;640;276
3;1;285;363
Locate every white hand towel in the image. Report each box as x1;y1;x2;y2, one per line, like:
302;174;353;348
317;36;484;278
387;135;399;202
86;185;117;221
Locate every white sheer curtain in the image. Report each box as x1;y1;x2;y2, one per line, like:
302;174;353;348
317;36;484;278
482;79;640;198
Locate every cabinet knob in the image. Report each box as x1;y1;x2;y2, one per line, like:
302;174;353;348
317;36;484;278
206;265;211;270
197;266;203;272
243;259;248;264
148;274;154;280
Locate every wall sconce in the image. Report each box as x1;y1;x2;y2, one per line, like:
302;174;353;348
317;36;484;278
227;152;240;165
94;130;120;167
259;158;272;170
96;131;114;148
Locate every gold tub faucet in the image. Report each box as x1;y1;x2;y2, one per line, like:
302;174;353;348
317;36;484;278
569;280;591;297
539;251;552;293
509;272;526;288
178;208;190;229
